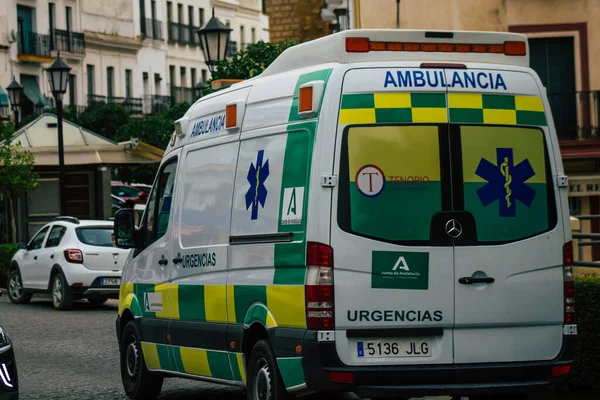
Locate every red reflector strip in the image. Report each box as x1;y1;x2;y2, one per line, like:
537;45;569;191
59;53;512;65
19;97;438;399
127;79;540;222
552;365;571;377
328;371;354;383
369;41;386;51
438;43;454;52
472;44;488;53
404;43;420;51
455;44;471;52
421;43;437;52
345;37;369;52
387;42;404;51
489;44;504;53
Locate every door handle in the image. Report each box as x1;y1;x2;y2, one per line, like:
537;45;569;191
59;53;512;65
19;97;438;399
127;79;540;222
158;257;168;266
172;256;183;264
50;254;54;259
459;277;495;285
34;255;37;260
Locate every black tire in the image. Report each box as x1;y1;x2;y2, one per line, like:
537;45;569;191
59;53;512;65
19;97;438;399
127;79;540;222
7;269;32;304
51;273;73;311
120;321;164;399
246;340;291;400
87;295;109;306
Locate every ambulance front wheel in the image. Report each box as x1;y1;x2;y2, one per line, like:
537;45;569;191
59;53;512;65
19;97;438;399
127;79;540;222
120;320;164;399
246;340;291;400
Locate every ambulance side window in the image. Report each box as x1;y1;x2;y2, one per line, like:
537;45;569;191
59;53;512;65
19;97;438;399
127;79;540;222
141;157;178;247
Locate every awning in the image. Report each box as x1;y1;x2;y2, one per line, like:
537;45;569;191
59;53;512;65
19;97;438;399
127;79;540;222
0;86;8;106
20;75;52;107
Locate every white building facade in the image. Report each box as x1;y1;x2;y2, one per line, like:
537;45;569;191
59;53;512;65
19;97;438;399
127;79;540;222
0;0;269;123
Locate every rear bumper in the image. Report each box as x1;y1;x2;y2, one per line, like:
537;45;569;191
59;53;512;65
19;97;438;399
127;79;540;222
301;330;575;397
69;277;120;298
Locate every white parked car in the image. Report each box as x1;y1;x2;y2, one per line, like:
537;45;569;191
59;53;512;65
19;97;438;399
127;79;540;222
8;217;130;310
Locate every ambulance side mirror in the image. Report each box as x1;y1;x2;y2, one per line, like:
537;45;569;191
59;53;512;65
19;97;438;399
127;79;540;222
114;209;136;249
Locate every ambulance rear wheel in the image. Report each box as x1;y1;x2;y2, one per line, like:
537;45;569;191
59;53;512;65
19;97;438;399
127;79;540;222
120;321;164;399
246;340;291;400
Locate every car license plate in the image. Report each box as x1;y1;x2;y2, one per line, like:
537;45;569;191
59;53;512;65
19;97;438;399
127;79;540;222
102;278;121;286
357;340;432;358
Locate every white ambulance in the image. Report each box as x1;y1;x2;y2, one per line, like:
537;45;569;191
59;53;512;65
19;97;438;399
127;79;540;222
114;29;575;400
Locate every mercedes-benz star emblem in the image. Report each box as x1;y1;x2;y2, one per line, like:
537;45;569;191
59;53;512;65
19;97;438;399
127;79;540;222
445;219;463;239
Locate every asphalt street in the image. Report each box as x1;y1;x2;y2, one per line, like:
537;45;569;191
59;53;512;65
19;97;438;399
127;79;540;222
0;294;243;400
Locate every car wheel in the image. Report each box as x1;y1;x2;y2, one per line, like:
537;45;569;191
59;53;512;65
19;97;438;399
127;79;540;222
7;269;32;304
120;320;164;399
246;340;291;400
51;273;73;311
87;295;109;306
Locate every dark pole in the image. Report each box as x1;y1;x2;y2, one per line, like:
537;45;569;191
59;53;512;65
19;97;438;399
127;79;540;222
396;0;400;29
57;99;66;216
14;109;19;130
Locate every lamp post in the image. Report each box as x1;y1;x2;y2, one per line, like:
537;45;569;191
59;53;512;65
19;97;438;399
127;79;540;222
196;8;232;74
6;79;23;129
46;56;71;217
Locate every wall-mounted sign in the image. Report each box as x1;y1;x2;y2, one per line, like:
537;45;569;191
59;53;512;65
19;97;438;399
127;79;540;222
568;177;600;197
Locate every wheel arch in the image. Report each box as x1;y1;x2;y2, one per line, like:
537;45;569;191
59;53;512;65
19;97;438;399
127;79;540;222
48;264;67;291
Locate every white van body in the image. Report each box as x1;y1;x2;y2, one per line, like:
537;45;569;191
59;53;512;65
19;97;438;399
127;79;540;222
116;29;575;399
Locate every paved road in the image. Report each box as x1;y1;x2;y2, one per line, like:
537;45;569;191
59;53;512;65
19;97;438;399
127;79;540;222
0;294;243;400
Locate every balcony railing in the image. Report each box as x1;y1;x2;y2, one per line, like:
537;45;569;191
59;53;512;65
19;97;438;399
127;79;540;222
549;91;600;140
51;29;85;54
17;31;51;57
144;19;163;40
87;94;143;115
168;22;201;46
143;95;173;115
171;87;194;105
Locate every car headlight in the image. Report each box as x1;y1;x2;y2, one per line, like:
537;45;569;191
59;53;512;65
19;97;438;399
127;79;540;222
0;326;11;349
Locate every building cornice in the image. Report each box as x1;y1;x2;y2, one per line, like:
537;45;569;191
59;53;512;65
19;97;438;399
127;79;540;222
83;31;143;53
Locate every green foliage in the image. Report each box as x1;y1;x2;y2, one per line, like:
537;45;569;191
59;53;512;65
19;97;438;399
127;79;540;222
210;40;300;81
559;273;600;393
113;102;191;184
0;244;17;287
77;102;131;141
0;123;39;196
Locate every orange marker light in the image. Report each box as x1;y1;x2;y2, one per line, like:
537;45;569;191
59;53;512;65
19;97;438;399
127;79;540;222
345;37;370;52
226;104;237;128
299;86;313;113
295;345;302;354
504;41;527;56
455;44;471;53
369;41;386;51
230;341;236;349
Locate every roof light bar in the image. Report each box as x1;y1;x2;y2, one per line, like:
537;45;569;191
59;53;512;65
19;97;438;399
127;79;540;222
345;38;527;56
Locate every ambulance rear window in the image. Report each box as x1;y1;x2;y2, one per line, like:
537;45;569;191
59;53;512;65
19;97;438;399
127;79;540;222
459;125;557;243
338;125;442;243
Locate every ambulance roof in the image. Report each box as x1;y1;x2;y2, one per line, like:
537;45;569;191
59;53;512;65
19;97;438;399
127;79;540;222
260;29;530;78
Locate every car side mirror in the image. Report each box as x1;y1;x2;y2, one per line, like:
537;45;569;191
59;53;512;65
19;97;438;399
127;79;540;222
114;209;136;249
18;241;27;250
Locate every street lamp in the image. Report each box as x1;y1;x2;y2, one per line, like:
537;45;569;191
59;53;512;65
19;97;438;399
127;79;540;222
47;56;71;217
6;79;23;129
196;8;232;73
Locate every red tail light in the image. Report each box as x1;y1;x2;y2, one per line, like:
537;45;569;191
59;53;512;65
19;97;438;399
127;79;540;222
328;371;354;383
64;249;84;264
563;242;575;324
306;242;334;330
552;365;571;377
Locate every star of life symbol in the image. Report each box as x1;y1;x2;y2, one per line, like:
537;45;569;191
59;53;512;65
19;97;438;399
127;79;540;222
245;150;270;220
475;148;536;217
